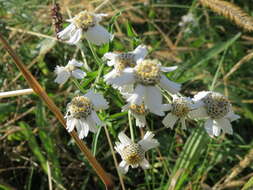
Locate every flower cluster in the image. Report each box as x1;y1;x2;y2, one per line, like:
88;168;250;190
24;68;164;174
54;9;240;174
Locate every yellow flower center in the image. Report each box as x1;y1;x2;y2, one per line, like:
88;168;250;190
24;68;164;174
203;93;230;119
68;96;93;119
122;143;145;165
129;104;147;115
171;98;190;117
135;60;160;85
65;64;75;72
115;53;135;73
73;11;96;30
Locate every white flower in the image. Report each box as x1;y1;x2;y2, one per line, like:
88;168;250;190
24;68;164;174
122;103;148;128
189;91;240;137
104;59;181;116
178;13;195;27
103;45;148;73
162;95;201;129
65;90;109;139
58;10;113;45
115;131;159;174
54;59;86;84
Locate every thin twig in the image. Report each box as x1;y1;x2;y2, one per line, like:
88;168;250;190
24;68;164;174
104;125;126;190
0;89;34;98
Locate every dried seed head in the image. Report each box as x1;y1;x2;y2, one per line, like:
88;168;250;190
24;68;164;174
203;92;230;119
73;11;96;30
135;60;160;85
171;98;190;117
68;96;93;119
129;104;147;115
122;143;145;165
115;53;135;73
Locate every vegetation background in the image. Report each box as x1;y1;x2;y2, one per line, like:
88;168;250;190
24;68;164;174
0;0;253;189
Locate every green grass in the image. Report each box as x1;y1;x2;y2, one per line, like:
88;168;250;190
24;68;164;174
0;0;253;189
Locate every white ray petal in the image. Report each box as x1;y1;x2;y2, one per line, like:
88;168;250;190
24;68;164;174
144;86;164;116
140;159;150;169
118;161;129;174
127;84;146;105
215;118;233;135
84;90;109;110
160;66;178;72
118;132;132;146
85;25;113;45
204;119;214;136
67;28;82;45
162;113;178;129
159;75;181;94
72;69;86;79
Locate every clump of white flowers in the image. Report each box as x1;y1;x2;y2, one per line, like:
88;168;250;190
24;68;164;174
115;131;159;174
190;91;240;137
65;90;108;139
54;59;86;84
105;59;181;116
58;10;113;45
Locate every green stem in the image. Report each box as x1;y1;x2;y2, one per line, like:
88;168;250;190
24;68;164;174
71;78;86;94
128;112;135;141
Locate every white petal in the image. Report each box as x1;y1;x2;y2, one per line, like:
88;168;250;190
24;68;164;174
76;119;89;139
118;132;132;146
85;25;113;45
162;113;178;129
162;104;172;111
144;86;165;116
159;75;181;94
105;68;135;87
213;120;221;136
138;131;159;151
134;114;147;128
188;106;208;118
85;115;96;133
118;161;129;174
180;118;187;130
68;59;83;67
215;118;233;135
103;52;117;61
54;70;71;84
225;111;240;122
67;28;82;45
57;23;75;39
132;45;148;61
160;66;178;72
93;13;108;23
114;142;125;155
140;159;150;169
193;91;211;101
71;69;86;79
90;111;103;126
66;117;76;132
84;90;109;110
127;84;146;105
204;119;214;136
80;119;90;137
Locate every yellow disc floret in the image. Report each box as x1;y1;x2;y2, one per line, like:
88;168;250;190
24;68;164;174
203;93;230;119
171;98;190;117
68;96;93;119
73;11;96;30
129;104;147;115
115;53;135;73
122;143;145;165
135;59;160;85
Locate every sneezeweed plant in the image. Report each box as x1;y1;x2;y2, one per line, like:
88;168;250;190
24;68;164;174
58;10;113;45
54;59;86;84
190;91;240;137
114;131;159;174
65;90;109;139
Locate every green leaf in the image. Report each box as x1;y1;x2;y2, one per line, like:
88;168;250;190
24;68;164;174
242;176;253;190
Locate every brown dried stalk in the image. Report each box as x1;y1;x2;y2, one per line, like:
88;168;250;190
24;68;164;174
0;33;114;189
199;0;253;31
